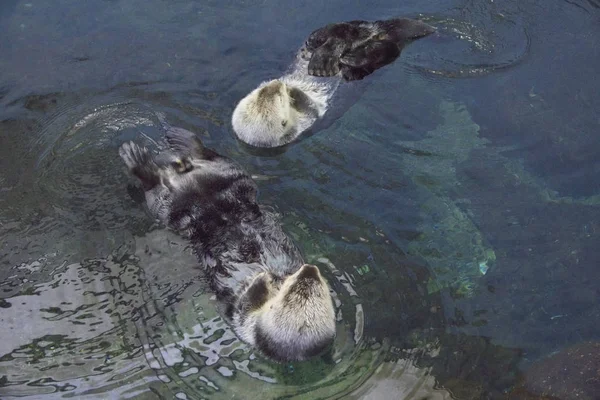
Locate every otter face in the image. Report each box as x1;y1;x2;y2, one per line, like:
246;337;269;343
231;79;298;148
253;264;336;362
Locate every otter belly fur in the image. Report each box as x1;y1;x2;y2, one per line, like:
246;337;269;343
119;123;336;362
231;17;436;148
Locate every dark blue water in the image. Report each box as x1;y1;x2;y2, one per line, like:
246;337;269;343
1;0;599;399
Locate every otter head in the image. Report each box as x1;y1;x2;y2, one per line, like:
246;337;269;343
254;264;336;362
231;79;298;148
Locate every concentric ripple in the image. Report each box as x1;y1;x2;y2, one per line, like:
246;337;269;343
0;222;456;399
32;99;161;231
129;238;380;399
404;11;531;78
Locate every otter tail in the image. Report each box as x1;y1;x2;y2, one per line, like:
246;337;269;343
119;141;161;191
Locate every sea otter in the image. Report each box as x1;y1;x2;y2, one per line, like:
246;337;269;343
231;17;435;148
118;124;336;362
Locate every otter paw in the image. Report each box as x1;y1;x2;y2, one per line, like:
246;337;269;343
119;141;150;170
299;46;312;61
308;53;341;77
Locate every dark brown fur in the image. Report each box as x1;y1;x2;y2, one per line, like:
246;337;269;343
304;18;435;81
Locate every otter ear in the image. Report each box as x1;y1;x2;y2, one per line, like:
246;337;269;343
165;126;205;158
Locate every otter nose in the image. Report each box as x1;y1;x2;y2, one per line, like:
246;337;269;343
297;264;321;281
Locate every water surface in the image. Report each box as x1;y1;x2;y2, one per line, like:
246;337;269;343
1;0;599;399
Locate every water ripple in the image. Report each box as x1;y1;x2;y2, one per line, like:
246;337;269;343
405;11;531;79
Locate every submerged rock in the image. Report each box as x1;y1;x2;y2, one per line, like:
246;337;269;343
510;342;600;400
398;100;497;298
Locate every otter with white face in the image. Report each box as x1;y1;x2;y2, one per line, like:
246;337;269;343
118;123;336;362
232;17;436;148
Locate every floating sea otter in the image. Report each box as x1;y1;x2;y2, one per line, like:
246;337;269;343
232;17;436;148
119;125;336;362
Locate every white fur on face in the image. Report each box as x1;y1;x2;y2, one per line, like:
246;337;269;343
231;49;339;149
231;80;297;148
231;264;336;363
263;266;335;334
254;265;336;360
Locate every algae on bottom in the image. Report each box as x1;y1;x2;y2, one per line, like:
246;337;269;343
396;101;497;297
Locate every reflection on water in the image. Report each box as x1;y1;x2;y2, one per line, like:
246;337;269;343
0;221;399;398
0;249;146;397
1;0;600;398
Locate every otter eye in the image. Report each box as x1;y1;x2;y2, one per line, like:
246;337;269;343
281;120;287;127
172;159;186;172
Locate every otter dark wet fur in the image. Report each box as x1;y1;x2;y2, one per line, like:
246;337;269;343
305;18;435;81
119;125;336;362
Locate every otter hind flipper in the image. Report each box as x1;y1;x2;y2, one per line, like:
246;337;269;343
119;141;161;190
305;21;364;52
307;22;375;77
377;18;436;43
338;18;434;81
340;40;401;81
341;40;401;68
164;127;206;158
305;25;333;52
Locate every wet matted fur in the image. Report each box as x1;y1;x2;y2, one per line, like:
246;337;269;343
119;125;336;362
